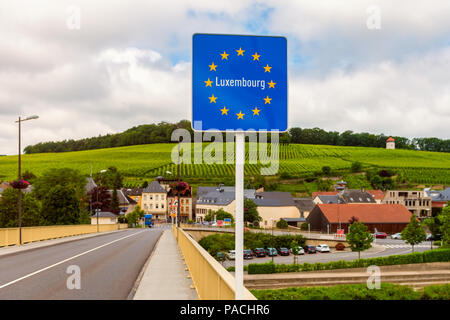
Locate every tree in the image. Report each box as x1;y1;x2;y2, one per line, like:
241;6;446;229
401;215;427;252
126;206;145;227
0;188;41;227
346;221;373;259
141;181;149;188
290;240;300;265
244;198;261;224
88;186;111;212
322;166;331;176
276;219;288;229
33;168;86;201
204;208;234;223
351;161;362;173
40;185;81;225
437;205;450;247
110;188;120;214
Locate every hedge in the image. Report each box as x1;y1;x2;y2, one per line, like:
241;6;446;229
247;248;450;274
251;283;450;300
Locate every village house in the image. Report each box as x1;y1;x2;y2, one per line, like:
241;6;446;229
306;203;413;234
382;190;432;220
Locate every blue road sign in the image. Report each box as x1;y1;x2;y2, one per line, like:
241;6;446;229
192;34;288;132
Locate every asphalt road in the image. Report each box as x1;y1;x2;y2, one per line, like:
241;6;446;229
222;239;437;268
0;228;163;299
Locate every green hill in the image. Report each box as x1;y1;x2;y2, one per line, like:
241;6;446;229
1;143;449;190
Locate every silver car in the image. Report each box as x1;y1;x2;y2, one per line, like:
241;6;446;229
226;250;235;260
391;233;402;240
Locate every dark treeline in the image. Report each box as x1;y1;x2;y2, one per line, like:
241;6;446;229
24;120;450;154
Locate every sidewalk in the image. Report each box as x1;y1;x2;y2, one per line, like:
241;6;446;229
0;228;128;257
133;230;198;300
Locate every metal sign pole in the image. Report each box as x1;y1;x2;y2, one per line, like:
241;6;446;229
235;132;244;300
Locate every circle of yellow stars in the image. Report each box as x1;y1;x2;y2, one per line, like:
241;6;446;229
204;47;276;120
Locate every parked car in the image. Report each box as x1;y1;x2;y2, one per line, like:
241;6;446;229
216;252;225;261
426;234;442;241
211;222;217;227
243;249;254;259
290;246;305;255
316;244;330;253
391;233;402;240
226;250;235;260
279;247;290;256
265;247;278;256
252;248;266;257
374;232;387;239
305;245;316;254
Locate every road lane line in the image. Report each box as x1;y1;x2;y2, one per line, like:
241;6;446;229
0;230;147;289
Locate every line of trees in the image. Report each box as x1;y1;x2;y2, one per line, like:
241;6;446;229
23;120;450;154
0;167;125;228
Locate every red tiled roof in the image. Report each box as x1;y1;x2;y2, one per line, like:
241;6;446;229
366;190;385;200
317;204;412;224
386;137;395;142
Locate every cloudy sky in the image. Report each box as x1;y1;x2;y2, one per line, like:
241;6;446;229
1;0;450;155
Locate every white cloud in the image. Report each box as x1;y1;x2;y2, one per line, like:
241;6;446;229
0;0;449;155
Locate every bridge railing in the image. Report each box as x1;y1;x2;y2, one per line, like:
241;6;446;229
173;225;256;300
0;224;128;247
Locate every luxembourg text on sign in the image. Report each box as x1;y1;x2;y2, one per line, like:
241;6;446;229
192;34;288;132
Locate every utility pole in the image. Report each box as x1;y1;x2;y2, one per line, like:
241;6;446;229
177;135;181;227
18;117;22;245
15;115;38;245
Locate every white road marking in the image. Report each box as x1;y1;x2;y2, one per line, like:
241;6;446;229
0;230;147;289
384;244;431;248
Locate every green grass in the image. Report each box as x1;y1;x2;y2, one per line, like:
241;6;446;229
251;283;450;300
1;143;449;187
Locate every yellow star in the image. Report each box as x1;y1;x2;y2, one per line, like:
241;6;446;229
236;111;244;119
268;80;276;88
264;96;272;104
264;64;272;72
252;107;260;116
220;51;229;60
236;47;245;56
209;94;218;103
252;52;261;61
209;62;217;71
220;107;229;115
204;78;213;87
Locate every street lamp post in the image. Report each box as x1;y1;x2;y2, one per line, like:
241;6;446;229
15;115;38;245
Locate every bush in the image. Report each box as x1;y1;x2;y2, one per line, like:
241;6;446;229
322;166;331;176
243;249;450;274
276;219;289;229
421;284;450;300
423;248;450;263
351;161;362;172
251;283;424;300
300;223;309;231
279;172;292;179
248;262;276;274
434;241;442;247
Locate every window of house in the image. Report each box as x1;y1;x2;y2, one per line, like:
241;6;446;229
150;195;153;200
155;195;159;201
150;204;153;209
161;195;165;200
156;204;159;209
143;195;147;200
162;204;164;209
